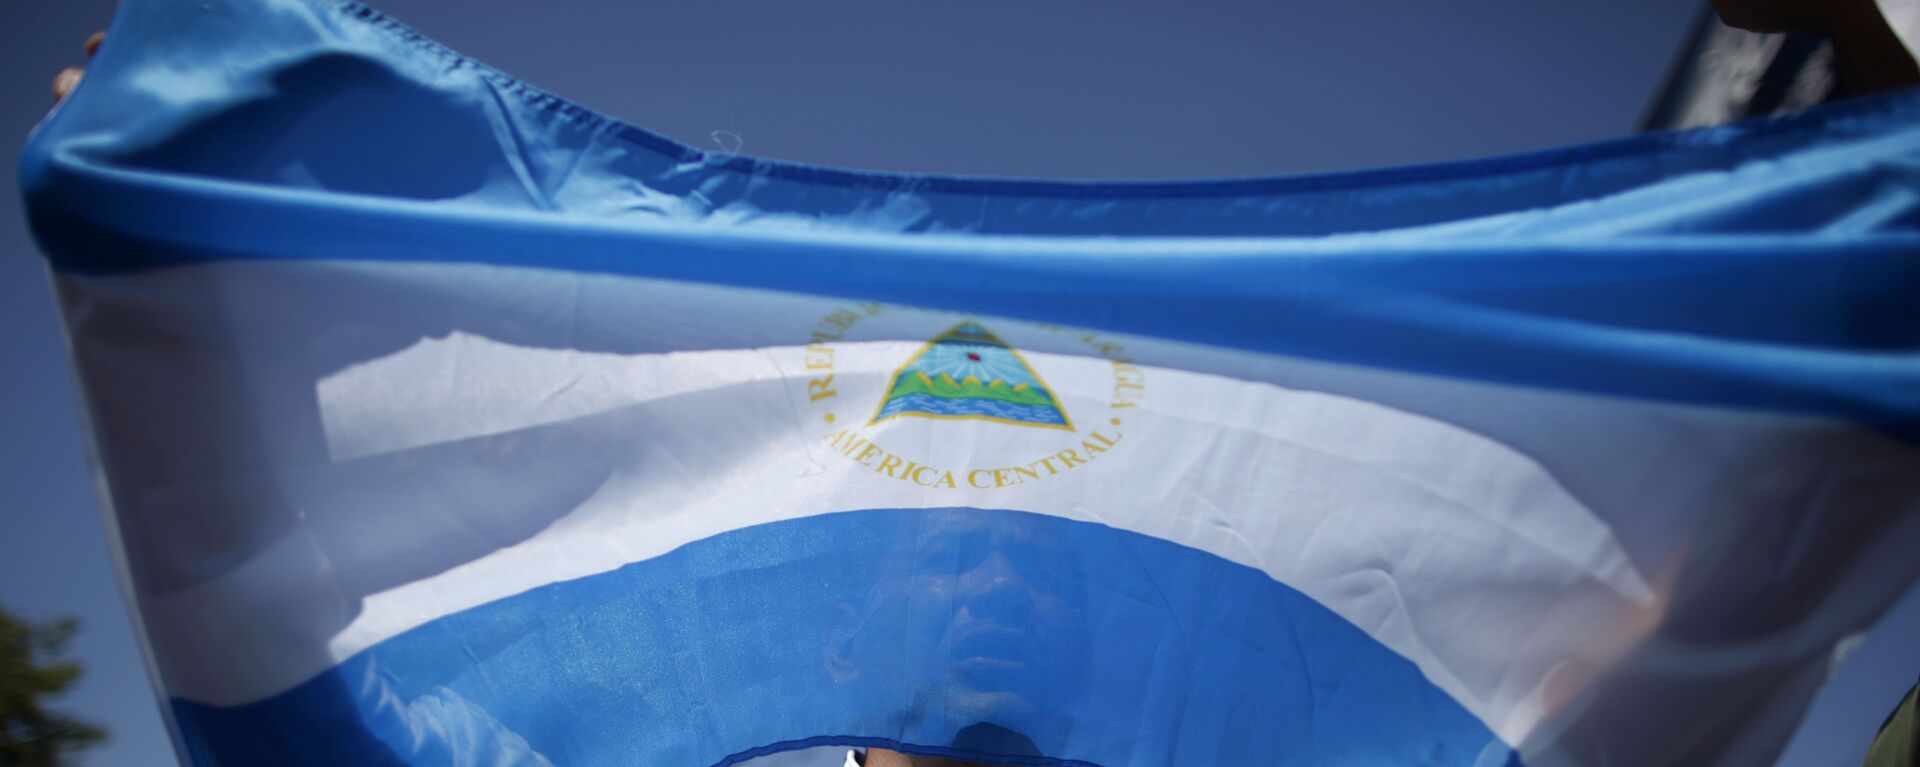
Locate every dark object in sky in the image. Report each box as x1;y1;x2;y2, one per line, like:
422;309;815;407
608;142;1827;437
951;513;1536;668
1643;7;1839;130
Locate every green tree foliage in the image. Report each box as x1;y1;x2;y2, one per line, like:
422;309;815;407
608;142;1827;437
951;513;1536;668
0;607;106;766
1863;680;1918;767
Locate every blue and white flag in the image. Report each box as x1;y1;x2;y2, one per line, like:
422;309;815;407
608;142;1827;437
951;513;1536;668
20;0;1920;764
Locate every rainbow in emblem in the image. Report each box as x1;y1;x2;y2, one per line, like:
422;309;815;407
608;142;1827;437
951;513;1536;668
870;322;1073;430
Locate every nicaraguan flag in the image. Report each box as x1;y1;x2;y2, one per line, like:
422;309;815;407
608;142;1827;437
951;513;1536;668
21;0;1920;765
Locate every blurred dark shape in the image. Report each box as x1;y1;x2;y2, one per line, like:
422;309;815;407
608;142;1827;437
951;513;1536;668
1862;680;1919;767
0;607;106;766
946;723;1041;759
1643;7;1839;130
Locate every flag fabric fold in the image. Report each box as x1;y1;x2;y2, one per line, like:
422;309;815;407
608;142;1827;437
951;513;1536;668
19;0;1920;764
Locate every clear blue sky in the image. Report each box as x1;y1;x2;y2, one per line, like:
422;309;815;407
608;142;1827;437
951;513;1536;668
2;0;1914;764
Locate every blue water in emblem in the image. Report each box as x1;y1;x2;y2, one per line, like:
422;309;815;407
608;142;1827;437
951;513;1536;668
876;393;1068;425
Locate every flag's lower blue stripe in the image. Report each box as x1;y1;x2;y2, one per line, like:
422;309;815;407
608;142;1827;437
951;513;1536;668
171;507;1516;766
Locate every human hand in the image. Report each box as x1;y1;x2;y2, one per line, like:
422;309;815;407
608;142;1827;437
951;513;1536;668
1713;0;1920;94
52;31;105;103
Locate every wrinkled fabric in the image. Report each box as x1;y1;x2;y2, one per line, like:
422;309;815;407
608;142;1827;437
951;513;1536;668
18;0;1920;766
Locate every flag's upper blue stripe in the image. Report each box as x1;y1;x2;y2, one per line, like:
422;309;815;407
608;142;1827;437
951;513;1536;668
19;0;1920;437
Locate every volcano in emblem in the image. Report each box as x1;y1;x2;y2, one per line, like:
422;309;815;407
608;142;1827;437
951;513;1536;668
869;322;1073;430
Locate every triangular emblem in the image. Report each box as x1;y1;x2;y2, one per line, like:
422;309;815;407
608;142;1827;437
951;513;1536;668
869;321;1073;431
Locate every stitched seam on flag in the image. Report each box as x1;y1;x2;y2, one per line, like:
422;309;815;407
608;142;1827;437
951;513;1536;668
323;0;1920;200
